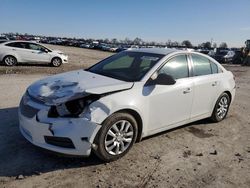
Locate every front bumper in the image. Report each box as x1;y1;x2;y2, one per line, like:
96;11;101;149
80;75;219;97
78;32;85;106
231;85;236;104
19;97;101;156
62;55;68;63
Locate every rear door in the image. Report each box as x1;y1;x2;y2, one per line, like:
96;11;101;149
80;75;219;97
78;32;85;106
5;42;30;62
190;54;222;118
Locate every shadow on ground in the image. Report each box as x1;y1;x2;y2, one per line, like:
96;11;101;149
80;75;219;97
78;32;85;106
0;107;103;177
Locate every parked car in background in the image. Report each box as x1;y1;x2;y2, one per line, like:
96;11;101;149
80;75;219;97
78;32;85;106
196;49;210;54
0;40;8;44
19;48;235;161
0;36;9;40
80;43;91;48
116;45;131;52
109;45;118;52
208;50;216;56
0;41;68;66
231;50;243;64
0;36;9;44
101;44;111;51
212;50;235;64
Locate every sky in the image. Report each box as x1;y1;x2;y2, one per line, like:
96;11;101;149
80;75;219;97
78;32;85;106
0;0;250;47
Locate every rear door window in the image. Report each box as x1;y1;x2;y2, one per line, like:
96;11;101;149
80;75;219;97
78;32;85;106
192;55;212;76
5;42;26;49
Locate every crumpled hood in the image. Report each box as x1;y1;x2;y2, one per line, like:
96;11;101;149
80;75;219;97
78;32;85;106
27;70;133;105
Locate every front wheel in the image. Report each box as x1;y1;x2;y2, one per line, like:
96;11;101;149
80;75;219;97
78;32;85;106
94;113;138;162
51;57;62;67
210;93;230;122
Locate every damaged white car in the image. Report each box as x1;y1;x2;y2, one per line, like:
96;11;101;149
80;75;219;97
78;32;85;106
19;48;236;161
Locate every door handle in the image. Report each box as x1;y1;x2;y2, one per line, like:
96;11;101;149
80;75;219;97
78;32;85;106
212;81;218;86
12;49;16;51
183;88;191;94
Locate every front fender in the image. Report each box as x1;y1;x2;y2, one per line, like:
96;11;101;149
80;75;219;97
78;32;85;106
84;98;144;125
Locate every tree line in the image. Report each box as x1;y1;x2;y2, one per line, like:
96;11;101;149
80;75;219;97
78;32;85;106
2;32;228;48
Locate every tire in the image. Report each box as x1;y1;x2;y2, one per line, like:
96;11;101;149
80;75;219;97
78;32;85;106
210;93;230;122
3;55;17;66
94;112;138;162
51;57;62;67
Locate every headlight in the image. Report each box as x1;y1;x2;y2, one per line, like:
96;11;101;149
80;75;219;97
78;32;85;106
48;98;85;118
48;95;100;118
65;99;85;116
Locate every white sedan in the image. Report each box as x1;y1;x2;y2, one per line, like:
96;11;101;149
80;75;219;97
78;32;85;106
19;48;235;161
0;41;68;66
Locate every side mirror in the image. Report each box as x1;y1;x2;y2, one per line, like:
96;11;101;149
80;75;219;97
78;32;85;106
41;48;49;53
146;73;176;86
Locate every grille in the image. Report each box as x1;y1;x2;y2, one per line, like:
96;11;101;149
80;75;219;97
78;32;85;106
19;97;40;118
44;136;75;149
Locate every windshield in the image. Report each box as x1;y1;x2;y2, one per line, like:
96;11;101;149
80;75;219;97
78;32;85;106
88;51;164;82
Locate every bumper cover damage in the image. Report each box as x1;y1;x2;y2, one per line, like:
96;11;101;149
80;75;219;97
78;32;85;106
19;99;102;156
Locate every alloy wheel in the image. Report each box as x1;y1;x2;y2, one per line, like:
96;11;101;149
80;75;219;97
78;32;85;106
4;56;16;66
216;96;229;119
52;58;61;67
104;120;134;155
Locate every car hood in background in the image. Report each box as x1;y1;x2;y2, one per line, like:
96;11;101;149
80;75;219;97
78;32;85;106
27;70;133;105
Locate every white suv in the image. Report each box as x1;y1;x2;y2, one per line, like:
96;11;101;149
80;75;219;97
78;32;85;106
0;41;68;67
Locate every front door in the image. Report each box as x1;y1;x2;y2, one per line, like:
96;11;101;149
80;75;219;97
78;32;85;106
146;54;194;132
26;43;50;63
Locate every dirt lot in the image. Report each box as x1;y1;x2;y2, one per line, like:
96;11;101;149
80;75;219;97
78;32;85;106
0;45;250;188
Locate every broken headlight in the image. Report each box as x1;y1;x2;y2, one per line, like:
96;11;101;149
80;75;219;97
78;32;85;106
48;99;85;117
48;95;100;118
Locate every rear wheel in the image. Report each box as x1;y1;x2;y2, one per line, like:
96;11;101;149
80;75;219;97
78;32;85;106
94;113;138;162
3;55;17;66
51;57;62;67
211;93;230;122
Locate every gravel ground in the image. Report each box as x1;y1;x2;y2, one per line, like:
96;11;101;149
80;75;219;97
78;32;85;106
0;45;249;188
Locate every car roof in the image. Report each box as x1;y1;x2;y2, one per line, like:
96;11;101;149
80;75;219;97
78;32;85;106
128;48;181;55
0;40;52;50
2;40;37;43
0;40;44;47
